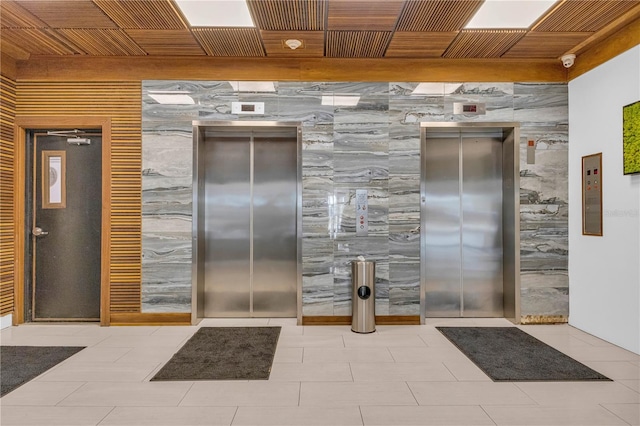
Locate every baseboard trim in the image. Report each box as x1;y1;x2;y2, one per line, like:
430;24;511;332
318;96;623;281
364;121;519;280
109;312;191;326
302;315;420;326
520;315;569;325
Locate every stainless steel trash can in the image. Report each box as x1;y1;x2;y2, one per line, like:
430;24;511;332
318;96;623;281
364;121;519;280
351;260;375;333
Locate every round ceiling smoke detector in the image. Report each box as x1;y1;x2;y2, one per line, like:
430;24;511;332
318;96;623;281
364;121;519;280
284;39;303;50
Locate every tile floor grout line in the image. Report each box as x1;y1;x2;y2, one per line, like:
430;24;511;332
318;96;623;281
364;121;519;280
94;405;117;426
175;381;196;407
440;361;460;382
598;402;636;426
54;380;90;406
404;381;420;406
358;405;365;426
479;404;500;426
229;405;240;426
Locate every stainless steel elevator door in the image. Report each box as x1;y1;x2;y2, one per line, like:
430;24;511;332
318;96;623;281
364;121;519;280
204;135;251;317
424;133;462;316
202;129;297;318
253;134;297;316
461;134;503;317
423;129;503;317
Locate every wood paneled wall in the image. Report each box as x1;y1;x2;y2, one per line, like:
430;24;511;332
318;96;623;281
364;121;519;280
0;75;16;317
15;81;142;319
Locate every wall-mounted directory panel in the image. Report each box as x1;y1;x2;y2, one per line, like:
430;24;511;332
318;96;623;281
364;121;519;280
582;153;603;236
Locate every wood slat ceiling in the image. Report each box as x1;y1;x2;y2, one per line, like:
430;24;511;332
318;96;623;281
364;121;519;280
444;30;527;58
326;30;392;57
249;0;326;31
396;0;483;32
1;0;639;60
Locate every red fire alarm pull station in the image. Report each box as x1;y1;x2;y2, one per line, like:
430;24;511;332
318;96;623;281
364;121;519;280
527;140;535;164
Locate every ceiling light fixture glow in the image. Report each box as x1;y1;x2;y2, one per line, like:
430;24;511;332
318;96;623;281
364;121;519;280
228;81;276;92
321;95;360;106
411;83;462;95
465;0;556;29
148;94;195;104
175;0;255;27
285;39;303;50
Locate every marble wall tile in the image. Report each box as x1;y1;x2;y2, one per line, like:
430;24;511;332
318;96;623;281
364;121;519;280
277;81;334;126
141;80;570;319
302;237;334;316
514;83;568;125
141;120;193;312
333;236;390;316
514;83;569;314
332;186;388;237
389;262;421;315
444;83;515;122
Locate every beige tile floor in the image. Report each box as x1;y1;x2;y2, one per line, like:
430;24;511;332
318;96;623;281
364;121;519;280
0;318;638;426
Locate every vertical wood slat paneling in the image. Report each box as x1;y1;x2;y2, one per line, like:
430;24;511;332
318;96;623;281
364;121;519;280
0;75;16;317
16;81;142;313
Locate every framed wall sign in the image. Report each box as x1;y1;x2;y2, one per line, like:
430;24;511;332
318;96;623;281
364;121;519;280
42;150;66;209
582;153;602;236
623;100;640;175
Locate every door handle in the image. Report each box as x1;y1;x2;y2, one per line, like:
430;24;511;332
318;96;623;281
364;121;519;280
33;227;49;237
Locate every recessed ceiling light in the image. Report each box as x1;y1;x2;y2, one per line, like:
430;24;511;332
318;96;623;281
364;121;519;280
175;0;255;27
321;95;360;106
148;92;195;104
228;81;276;92
465;0;556;29
284;39;303;50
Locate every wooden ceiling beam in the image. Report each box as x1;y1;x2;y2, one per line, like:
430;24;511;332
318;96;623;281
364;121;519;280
1;52;18;79
15;56;567;82
568;16;640;80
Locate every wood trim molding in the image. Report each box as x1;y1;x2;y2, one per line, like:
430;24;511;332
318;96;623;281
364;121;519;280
15;56;568;82
0;76;16;319
13;116;111;325
302;315;420;325
110;312;191;325
520;315;569;325
1;53;18;80
568;17;640;80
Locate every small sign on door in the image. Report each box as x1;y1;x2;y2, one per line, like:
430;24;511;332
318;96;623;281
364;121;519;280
42;150;66;209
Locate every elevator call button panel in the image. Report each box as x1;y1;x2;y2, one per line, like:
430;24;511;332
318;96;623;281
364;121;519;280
356;189;368;237
582;153;602;236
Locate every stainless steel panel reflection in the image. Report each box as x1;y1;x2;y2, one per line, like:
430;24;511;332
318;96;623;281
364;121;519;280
252;132;298;317
423;134;462;317
192;126;205;324
501;127;520;322
420;123;520;323
203;134;251;317
199;126;299;318
461;136;503;317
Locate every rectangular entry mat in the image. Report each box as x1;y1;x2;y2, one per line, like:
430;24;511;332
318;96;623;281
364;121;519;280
1;346;85;396
151;327;281;381
437;327;611;382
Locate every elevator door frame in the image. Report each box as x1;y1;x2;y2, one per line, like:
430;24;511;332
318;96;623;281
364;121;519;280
191;121;303;325
420;122;521;324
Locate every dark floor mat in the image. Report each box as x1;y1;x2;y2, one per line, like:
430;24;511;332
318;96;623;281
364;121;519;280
1;346;85;397
151;327;281;381
437;327;611;382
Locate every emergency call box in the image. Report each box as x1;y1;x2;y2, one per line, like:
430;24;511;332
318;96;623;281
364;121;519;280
582;153;602;236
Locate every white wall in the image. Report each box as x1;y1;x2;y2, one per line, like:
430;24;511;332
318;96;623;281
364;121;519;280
1;314;12;330
568;46;640;354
